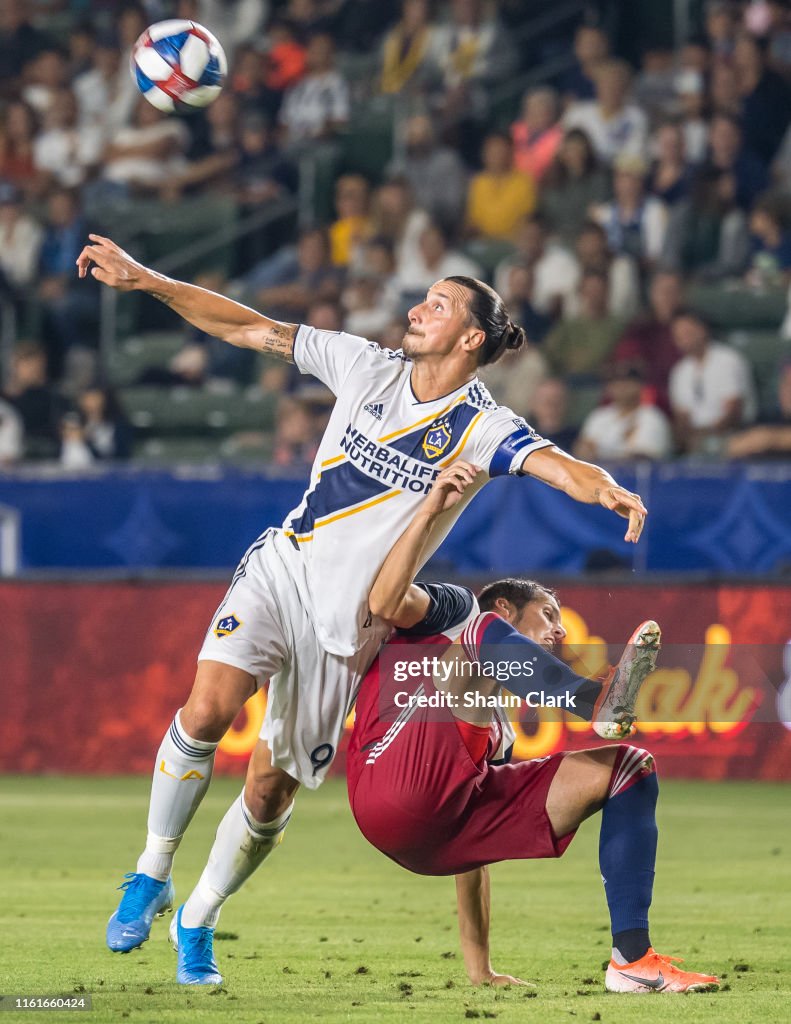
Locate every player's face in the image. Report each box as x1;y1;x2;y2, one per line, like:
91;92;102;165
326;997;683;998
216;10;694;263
403;281;476;360
512;592;566;652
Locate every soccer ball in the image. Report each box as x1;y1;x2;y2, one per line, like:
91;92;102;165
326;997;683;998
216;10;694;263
131;20;227;113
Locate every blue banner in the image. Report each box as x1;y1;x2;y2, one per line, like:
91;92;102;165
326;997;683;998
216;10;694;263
1;463;791;575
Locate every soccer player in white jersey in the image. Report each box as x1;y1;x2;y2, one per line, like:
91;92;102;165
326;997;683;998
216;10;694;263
77;235;647;985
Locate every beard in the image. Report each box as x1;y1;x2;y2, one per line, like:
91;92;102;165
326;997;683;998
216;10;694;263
401;328;424;358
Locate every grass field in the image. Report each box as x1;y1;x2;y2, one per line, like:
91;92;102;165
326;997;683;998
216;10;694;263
0;776;788;1024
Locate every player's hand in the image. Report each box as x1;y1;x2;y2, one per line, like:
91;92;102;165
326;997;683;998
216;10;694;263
596;485;647;544
480;969;533;987
422;461;482;516
76;234;150;291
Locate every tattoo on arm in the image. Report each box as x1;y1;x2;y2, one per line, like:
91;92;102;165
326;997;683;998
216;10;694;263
593;487;601;502
257;322;297;361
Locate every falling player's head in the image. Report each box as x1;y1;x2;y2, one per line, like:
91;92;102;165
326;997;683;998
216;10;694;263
478;578;566;651
403;277;526;368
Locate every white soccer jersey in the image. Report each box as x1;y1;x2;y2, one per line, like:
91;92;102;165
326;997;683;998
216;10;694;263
278;326;552;657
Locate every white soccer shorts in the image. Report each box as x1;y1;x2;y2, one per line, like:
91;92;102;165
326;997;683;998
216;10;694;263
198;528;388;789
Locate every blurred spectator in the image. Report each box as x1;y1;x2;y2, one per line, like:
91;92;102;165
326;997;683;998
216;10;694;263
527;377;578;451
574;361;673;461
262;21;306;94
634;49;677;124
669;309;756;453
733;31;791;163
59;410;95;469
510;86;563;183
38;188;97;365
386;114;468;232
0;397;23;466
233;113;297;205
544;270;627;377
430;0;513;117
766;0;791;77
0;183;43;296
698;113;769;211
705;1;738;60
563;59;648;164
465;133;535;240
709;59;742;117
229;43;281;124
371;177;431;274
649;121;694;207
0;0;51;88
330;173;371;267
567;221;640;320
21;48;68;120
665;165;750;280
539;129;610;244
379;0;435;95
76;385;133;459
66;21;95;81
678;37;710;78
614;270;684;414
560;25;610;102
491;263;552;345
727;359;791;457
100;97;189;196
33;88;104;191
73;37;137;135
251;227;343;321
479;330;548;418
175;0;268;62
674;69;709;163
746;194;791;288
161;92;240;201
278;32;349;146
591;153;669;271
342;237;399;339
2;341;65;452
272;394;322;469
394;220;481;305
494;213;579;319
0;101;43;197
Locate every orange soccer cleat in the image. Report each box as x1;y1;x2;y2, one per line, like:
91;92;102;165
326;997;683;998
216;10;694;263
605;948;720;993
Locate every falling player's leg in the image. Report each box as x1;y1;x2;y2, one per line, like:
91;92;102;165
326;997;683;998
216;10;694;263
546;746;718;993
106;662;255;953
171;740;299;985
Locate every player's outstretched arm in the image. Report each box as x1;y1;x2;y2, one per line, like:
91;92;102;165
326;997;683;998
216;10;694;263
368;462;482;628
76;234;296;360
521;446;647;544
455;868;526;987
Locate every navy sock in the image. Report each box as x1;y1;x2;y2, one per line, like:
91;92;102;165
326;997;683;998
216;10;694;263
599;746;658;963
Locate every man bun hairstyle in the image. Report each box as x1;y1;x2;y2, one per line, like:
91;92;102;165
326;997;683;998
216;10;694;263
444;275;527;366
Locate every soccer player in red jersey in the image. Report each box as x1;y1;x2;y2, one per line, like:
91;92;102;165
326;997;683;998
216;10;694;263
347;462;719;994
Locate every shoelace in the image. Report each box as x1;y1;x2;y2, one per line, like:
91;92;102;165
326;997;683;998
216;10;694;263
115;872;158;923
646;951;685;970
183;926;218;971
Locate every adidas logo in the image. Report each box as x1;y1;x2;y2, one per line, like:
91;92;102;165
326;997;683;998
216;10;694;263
364;402;384;420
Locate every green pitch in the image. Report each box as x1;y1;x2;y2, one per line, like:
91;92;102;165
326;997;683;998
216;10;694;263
0;776;788;1024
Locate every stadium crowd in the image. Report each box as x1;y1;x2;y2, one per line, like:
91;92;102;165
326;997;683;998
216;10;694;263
2;0;791;467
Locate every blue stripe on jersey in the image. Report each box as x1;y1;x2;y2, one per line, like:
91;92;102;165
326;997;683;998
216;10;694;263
288;460;391;537
152;32;189;66
387;401;480;462
489;427;544;477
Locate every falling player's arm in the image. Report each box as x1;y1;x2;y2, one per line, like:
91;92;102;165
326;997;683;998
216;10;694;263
368;462;482;628
521;445;647;544
75;234;296;360
456;868;525;987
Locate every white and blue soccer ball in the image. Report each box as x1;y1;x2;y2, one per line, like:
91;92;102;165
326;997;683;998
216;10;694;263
131;20;227;113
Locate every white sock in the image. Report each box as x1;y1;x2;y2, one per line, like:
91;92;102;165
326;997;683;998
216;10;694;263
136;710;217;881
180;792;294;928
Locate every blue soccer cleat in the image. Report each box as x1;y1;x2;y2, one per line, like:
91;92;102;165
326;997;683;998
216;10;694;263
169;906;223;985
106;872;175;953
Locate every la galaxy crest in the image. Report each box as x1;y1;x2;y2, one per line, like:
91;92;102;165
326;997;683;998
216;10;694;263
422;420;452;459
214;613;242;639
